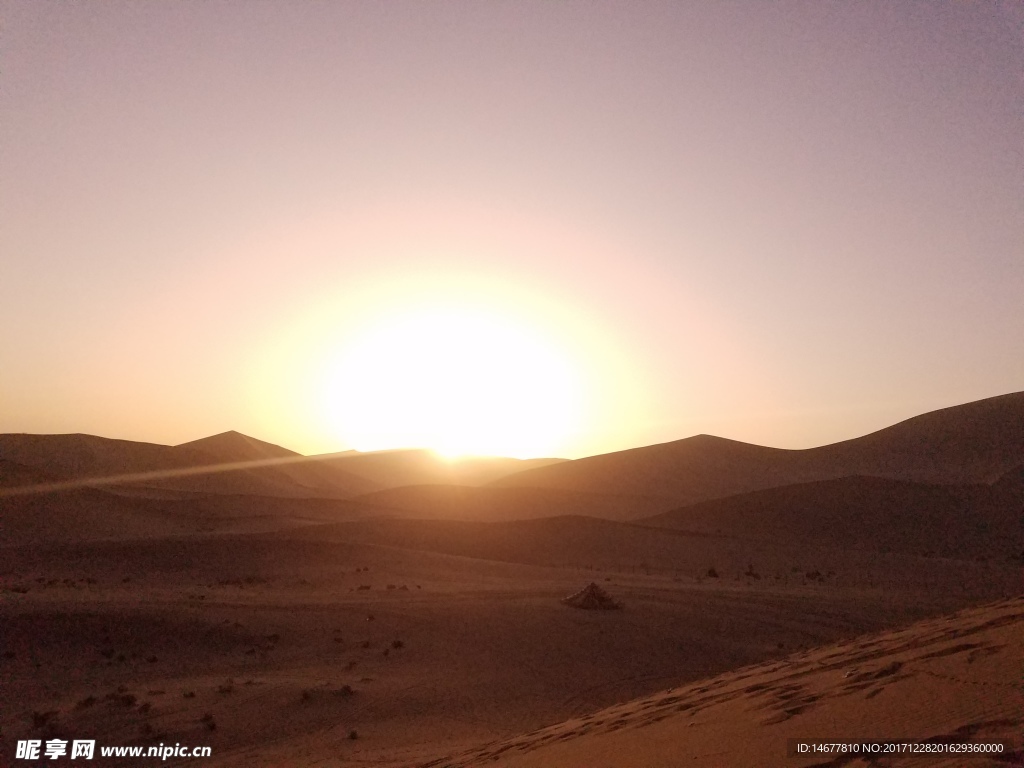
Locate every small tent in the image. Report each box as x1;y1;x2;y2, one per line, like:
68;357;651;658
561;582;622;610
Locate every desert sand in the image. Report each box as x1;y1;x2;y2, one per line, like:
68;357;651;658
2;392;1023;766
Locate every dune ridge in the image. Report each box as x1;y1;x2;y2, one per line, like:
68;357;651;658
422;595;1024;767
491;391;1024;506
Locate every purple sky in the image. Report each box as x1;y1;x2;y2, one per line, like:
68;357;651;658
2;1;1022;457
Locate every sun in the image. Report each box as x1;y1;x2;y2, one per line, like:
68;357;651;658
320;305;584;458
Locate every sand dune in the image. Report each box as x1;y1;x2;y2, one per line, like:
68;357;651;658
491;391;1024;505
351;484;675;521
426;595;1024;768
175;431;300;463
3;392;1023;766
0;434;567;501
642;474;1024;561
0;433;381;499
310;448;566;490
0;486;374;546
0;458;56;488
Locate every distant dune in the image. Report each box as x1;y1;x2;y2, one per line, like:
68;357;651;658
352;484;675;522
641;474;1024;561
0;458;56;489
0;433;567;501
0;432;379;499
309;448;566;490
176;430;300;463
492;391;1024;506
0;484;374;546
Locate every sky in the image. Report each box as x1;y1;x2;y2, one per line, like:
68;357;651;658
1;1;1022;458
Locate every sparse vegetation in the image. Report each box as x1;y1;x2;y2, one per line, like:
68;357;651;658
75;696;97;710
348;730;358;740
706;567;719;578
391;639;404;649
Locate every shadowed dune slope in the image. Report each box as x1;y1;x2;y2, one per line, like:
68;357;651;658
0;458;56;488
427;595;1024;768
0;432;381;499
641;474;1024;560
0;488;197;544
0;486;374;546
491;391;1024;506
351;484;676;522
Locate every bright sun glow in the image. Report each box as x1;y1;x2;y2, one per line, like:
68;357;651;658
320;305;583;458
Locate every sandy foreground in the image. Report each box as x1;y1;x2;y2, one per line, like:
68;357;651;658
1;517;1021;768
428;596;1024;768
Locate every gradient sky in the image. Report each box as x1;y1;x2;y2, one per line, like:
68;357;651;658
2;1;1022;458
